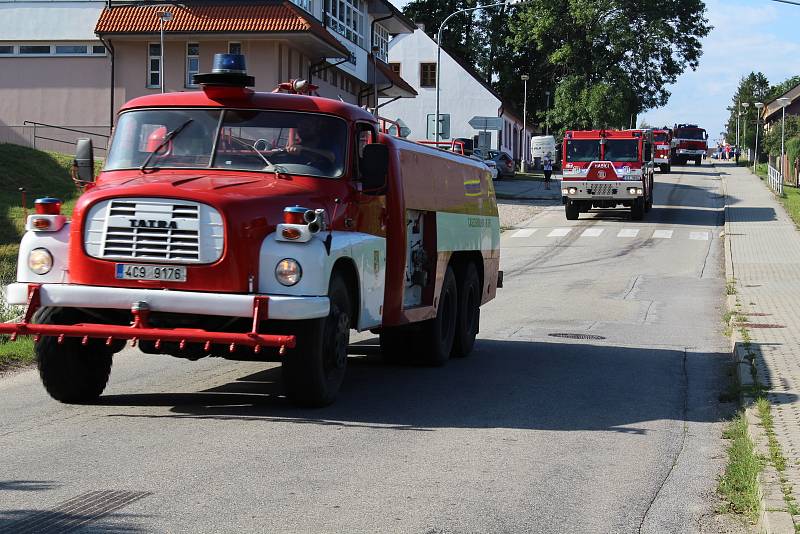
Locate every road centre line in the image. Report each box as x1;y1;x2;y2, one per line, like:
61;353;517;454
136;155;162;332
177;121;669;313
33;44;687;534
617;229;639;238
581;228;604;237
689;231;710;241
511;228;537;238
652;230;674;239
548;228;572;237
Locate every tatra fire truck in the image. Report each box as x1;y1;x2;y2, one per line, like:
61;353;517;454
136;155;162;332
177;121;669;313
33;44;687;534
0;55;501;407
561;129;655;220
671;123;708;166
653;128;672;173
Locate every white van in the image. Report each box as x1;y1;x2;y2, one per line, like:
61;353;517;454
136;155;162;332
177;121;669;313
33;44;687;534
530;135;557;169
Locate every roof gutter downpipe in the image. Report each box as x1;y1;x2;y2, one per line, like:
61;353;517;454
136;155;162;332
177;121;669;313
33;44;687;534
370;13;393;116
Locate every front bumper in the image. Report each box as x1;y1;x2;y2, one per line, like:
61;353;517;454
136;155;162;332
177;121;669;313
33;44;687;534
655;157;670;164
6;283;329;320
676;149;706;156
561;180;644;200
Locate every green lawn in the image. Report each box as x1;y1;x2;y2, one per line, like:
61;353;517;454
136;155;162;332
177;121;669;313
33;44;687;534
0;143;87;282
0;337;35;369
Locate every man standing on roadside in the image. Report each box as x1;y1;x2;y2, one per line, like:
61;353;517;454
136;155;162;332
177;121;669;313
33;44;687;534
543;152;553;189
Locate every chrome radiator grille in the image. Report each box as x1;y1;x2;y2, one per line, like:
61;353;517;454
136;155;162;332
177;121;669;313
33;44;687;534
84;198;224;264
587;184;617;196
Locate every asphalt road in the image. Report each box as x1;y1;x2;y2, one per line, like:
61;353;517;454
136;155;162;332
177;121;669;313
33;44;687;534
0;164;735;533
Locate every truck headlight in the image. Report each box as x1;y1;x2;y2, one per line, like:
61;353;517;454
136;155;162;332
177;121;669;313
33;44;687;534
275;258;302;286
28;248;53;275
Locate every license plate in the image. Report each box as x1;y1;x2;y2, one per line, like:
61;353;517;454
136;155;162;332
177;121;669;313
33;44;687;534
115;264;186;282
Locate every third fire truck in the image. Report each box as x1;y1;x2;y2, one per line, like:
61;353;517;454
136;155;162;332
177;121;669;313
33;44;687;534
561;129;655;220
671;123;708;166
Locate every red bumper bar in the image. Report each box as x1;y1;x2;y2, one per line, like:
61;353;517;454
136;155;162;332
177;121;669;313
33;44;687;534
0;285;297;354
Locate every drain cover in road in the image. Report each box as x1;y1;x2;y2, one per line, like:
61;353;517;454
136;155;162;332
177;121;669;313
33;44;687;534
0;490;150;533
548;333;606;340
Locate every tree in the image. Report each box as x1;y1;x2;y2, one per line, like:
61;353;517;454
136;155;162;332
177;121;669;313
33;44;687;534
763;115;800;158
725;72;770;151
508;0;711;134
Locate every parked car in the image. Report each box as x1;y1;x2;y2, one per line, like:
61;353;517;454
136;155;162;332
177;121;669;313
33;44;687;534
474;149;516;179
471;155;499;180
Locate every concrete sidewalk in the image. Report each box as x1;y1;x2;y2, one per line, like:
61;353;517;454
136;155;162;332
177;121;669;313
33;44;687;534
493;176;562;200
722;162;800;530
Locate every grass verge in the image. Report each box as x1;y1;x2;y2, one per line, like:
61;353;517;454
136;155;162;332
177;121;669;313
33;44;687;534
778;184;800;230
756;398;800;517
0;337;35;370
718;410;764;521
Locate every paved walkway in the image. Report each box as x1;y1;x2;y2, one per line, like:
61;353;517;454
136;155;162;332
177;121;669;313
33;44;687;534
722;162;800;517
493;175;562;200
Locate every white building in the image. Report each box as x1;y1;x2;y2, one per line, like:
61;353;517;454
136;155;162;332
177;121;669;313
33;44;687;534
379;28;534;162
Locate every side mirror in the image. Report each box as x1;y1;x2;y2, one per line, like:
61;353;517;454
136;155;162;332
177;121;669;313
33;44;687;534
73;138;94;183
359;143;388;192
644;144;652;161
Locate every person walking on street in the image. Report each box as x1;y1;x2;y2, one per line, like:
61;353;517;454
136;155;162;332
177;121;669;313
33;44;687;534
543;152;553;189
734;145;741;164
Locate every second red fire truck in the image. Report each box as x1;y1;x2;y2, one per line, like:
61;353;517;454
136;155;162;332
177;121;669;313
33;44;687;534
561;129;655;220
653;128;672;173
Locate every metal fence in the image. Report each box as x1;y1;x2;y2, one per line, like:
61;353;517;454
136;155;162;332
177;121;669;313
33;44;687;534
0;124;110;157
768;164;784;196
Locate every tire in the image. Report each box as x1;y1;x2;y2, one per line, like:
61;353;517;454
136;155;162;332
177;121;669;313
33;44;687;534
416;266;458;366
661;164;670;174
631;197;645;220
565;200;579;220
453;262;481;357
35;307;113;404
694;159;701;166
282;273;351;407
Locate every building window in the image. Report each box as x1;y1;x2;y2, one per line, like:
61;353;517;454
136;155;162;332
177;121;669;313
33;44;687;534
420;63;436;88
291;0;312;11
228;42;241;55
374;23;389;61
19;45;51;54
324;0;366;48
186;42;200;87
0;42;106;56
389;62;401;76
148;43;161;88
55;45;87;54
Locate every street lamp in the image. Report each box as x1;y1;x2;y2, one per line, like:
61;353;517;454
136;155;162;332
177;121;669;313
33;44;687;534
742;102;750;159
545;91;551;136
754;102;764;172
521;74;529;170
736;100;741;148
435;1;523;144
158;10;172;93
777;97;791;175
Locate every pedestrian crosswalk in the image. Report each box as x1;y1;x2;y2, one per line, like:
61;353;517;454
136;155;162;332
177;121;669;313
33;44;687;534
507;227;712;242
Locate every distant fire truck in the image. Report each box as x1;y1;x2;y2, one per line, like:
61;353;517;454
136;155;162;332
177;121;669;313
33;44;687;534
0;55;501;407
561;129;655;220
653;128;672;173
671;123;708;166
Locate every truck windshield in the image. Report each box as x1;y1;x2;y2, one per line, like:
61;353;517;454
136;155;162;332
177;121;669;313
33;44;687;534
603;139;639;162
106;109;348;178
565;140;600;162
674;129;706;140
654;133;668;142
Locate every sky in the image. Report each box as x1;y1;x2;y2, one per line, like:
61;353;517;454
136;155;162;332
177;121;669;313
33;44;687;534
388;0;799;143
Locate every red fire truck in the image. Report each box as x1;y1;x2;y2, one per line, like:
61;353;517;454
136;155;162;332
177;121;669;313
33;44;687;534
561;129;655;220
653;128;672;173
0;55;501;407
671;123;708;166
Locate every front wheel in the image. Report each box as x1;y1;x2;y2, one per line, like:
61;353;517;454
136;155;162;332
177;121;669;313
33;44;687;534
631;197;645;220
694;159;702;166
661;164;670;174
282;273;352;407
35;307;113;404
565;200;579;220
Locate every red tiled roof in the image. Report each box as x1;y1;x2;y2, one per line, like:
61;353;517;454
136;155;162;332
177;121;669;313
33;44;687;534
96;1;349;55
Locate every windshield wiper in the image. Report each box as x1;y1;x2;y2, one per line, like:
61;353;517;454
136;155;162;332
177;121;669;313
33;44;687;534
139;119;194;172
227;137;288;179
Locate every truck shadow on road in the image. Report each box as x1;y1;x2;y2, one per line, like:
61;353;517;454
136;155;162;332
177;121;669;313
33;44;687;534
98;338;751;433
